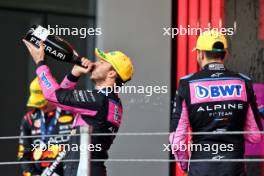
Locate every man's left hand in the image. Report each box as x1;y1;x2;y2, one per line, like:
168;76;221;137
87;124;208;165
23;39;45;64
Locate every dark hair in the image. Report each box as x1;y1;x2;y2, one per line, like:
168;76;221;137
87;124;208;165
204;51;226;60
115;75;125;87
204;41;226;60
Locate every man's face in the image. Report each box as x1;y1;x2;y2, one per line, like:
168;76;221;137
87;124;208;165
90;59;113;82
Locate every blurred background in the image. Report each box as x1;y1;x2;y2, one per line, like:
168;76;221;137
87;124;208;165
0;0;263;176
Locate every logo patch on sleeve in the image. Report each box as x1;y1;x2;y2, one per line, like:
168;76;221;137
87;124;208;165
40;72;52;89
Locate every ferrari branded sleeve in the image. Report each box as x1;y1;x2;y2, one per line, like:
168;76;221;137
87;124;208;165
36;63;104;116
169;80;190;171
18;114;37;174
244;80;263;143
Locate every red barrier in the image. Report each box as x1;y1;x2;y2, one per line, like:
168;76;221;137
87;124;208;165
176;0;188;87
200;0;211;30
211;0;224;29
188;0;199;74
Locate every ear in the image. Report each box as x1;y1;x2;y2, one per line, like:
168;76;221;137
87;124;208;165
108;70;117;79
199;51;203;59
224;50;228;61
197;50;202;57
197;50;202;60
201;51;206;60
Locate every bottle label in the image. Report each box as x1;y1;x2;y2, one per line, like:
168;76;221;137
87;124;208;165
33;25;50;41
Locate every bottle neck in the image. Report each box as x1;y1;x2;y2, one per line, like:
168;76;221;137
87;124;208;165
72;54;82;66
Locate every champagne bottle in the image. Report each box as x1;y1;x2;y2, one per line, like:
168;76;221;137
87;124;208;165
24;25;83;67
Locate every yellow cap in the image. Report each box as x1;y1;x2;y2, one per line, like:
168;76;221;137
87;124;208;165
194;30;228;52
95;48;134;82
27;78;48;108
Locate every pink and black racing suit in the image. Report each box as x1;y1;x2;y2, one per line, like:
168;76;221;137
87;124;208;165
36;61;123;176
170;62;263;176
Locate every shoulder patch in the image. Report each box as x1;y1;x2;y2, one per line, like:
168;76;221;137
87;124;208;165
239;73;251;80
180;74;194;80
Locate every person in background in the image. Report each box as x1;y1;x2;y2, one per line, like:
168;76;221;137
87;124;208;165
18;78;74;176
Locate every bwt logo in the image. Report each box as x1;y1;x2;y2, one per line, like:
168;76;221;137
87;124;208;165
40;72;52;89
195;84;242;99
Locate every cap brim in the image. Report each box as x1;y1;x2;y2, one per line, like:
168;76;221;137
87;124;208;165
95;48;116;69
27;96;47;108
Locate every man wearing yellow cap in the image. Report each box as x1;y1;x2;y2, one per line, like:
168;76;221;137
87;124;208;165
18;78;74;176
23;40;134;176
169;30;263;176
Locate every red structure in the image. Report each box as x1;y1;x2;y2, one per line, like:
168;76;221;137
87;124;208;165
175;0;224;87
188;0;199;74
176;0;188;85
211;0;225;28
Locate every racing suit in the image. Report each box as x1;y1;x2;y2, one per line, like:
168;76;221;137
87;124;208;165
18;108;74;176
170;62;263;176
35;61;123;176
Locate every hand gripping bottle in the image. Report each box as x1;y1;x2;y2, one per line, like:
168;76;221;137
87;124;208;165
24;25;83;66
